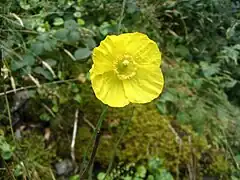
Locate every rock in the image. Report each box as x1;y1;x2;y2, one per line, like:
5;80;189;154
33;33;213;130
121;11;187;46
55;159;74;176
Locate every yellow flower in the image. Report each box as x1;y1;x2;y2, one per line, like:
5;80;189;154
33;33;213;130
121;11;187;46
90;32;164;107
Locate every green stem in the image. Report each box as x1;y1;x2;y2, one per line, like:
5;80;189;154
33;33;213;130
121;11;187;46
104;106;135;179
80;105;108;178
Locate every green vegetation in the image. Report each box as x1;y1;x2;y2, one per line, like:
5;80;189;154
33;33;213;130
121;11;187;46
0;0;240;179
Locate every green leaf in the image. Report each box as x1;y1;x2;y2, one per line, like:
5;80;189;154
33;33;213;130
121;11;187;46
1;151;12;160
68;31;80;42
148;157;163;173
23;54;35;66
37;34;49;41
200;62;220;77
156;169;174;180
73;12;82;17
40;113;51;121
135;165;147;178
74;94;82;104
33;67;53;80
97;172;106;180
11;54;35;71
55;29;69;41
19;0;31;10
31;42;44;55
53;17;64;26
0;142;13;160
74;48;91;61
175;45;190;57
77;18;85;25
11;60;26;71
156;103;167;114
69;175;80;180
99;22;111;36
45;59;57;67
84;38;96;49
52;105;59;113
176;112;190;124
64;20;78;29
43;41;53;51
160;92;176;102
147;175;154;180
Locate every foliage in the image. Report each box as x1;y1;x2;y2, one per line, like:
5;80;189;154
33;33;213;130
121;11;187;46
97;158;173;180
0;0;240;179
0;133;14;160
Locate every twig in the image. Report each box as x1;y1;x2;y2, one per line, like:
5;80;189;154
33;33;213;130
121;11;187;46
0;78;78;97
71;109;79;163
117;0;127;34
4;92;15;142
41;103;56;117
166;122;182;180
83;116;95;130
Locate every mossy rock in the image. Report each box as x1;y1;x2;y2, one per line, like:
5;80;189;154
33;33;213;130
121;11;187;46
56;89;230;178
8;131;56;179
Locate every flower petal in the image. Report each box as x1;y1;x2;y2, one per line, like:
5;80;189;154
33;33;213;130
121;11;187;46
91;71;129;107
92;35;125;75
123;66;164;103
120;32;162;66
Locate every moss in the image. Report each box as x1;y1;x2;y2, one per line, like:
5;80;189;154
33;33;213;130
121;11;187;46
201;149;229;179
56;89;230;177
10;131;56;179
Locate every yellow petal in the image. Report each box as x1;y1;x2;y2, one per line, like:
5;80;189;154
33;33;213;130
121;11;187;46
92;35;125;75
91;71;129;107
119;32;162;66
123;66;164;103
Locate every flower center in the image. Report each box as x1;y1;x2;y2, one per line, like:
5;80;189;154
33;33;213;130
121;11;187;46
114;55;137;80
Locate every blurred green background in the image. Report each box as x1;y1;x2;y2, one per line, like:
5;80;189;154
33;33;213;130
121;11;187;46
0;0;240;179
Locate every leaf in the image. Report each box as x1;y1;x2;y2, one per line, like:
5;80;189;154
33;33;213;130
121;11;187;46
68;31;80;42
55;29;69;41
73;12;82;17
135;165;147;178
37;34;49;41
69;175;80;180
11;54;35;71
200;62;220;77
53;17;64;26
156;103;167;114
176;112;190;124
84;38;96;49
64;20;78;29
0;143;13;160
11;60;26;71
23;54;35;66
97;172;107;180
31;42;44;55
43;41;53;51
40;113;51;121
19;0;30;10
45;59;57;67
74;48;91;61
126;1;138;14
175;45;190;57
99;22;111;36
33;67;53;80
1;151;12;160
147;175;155;180
74;94;82;104
77;18;85;25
